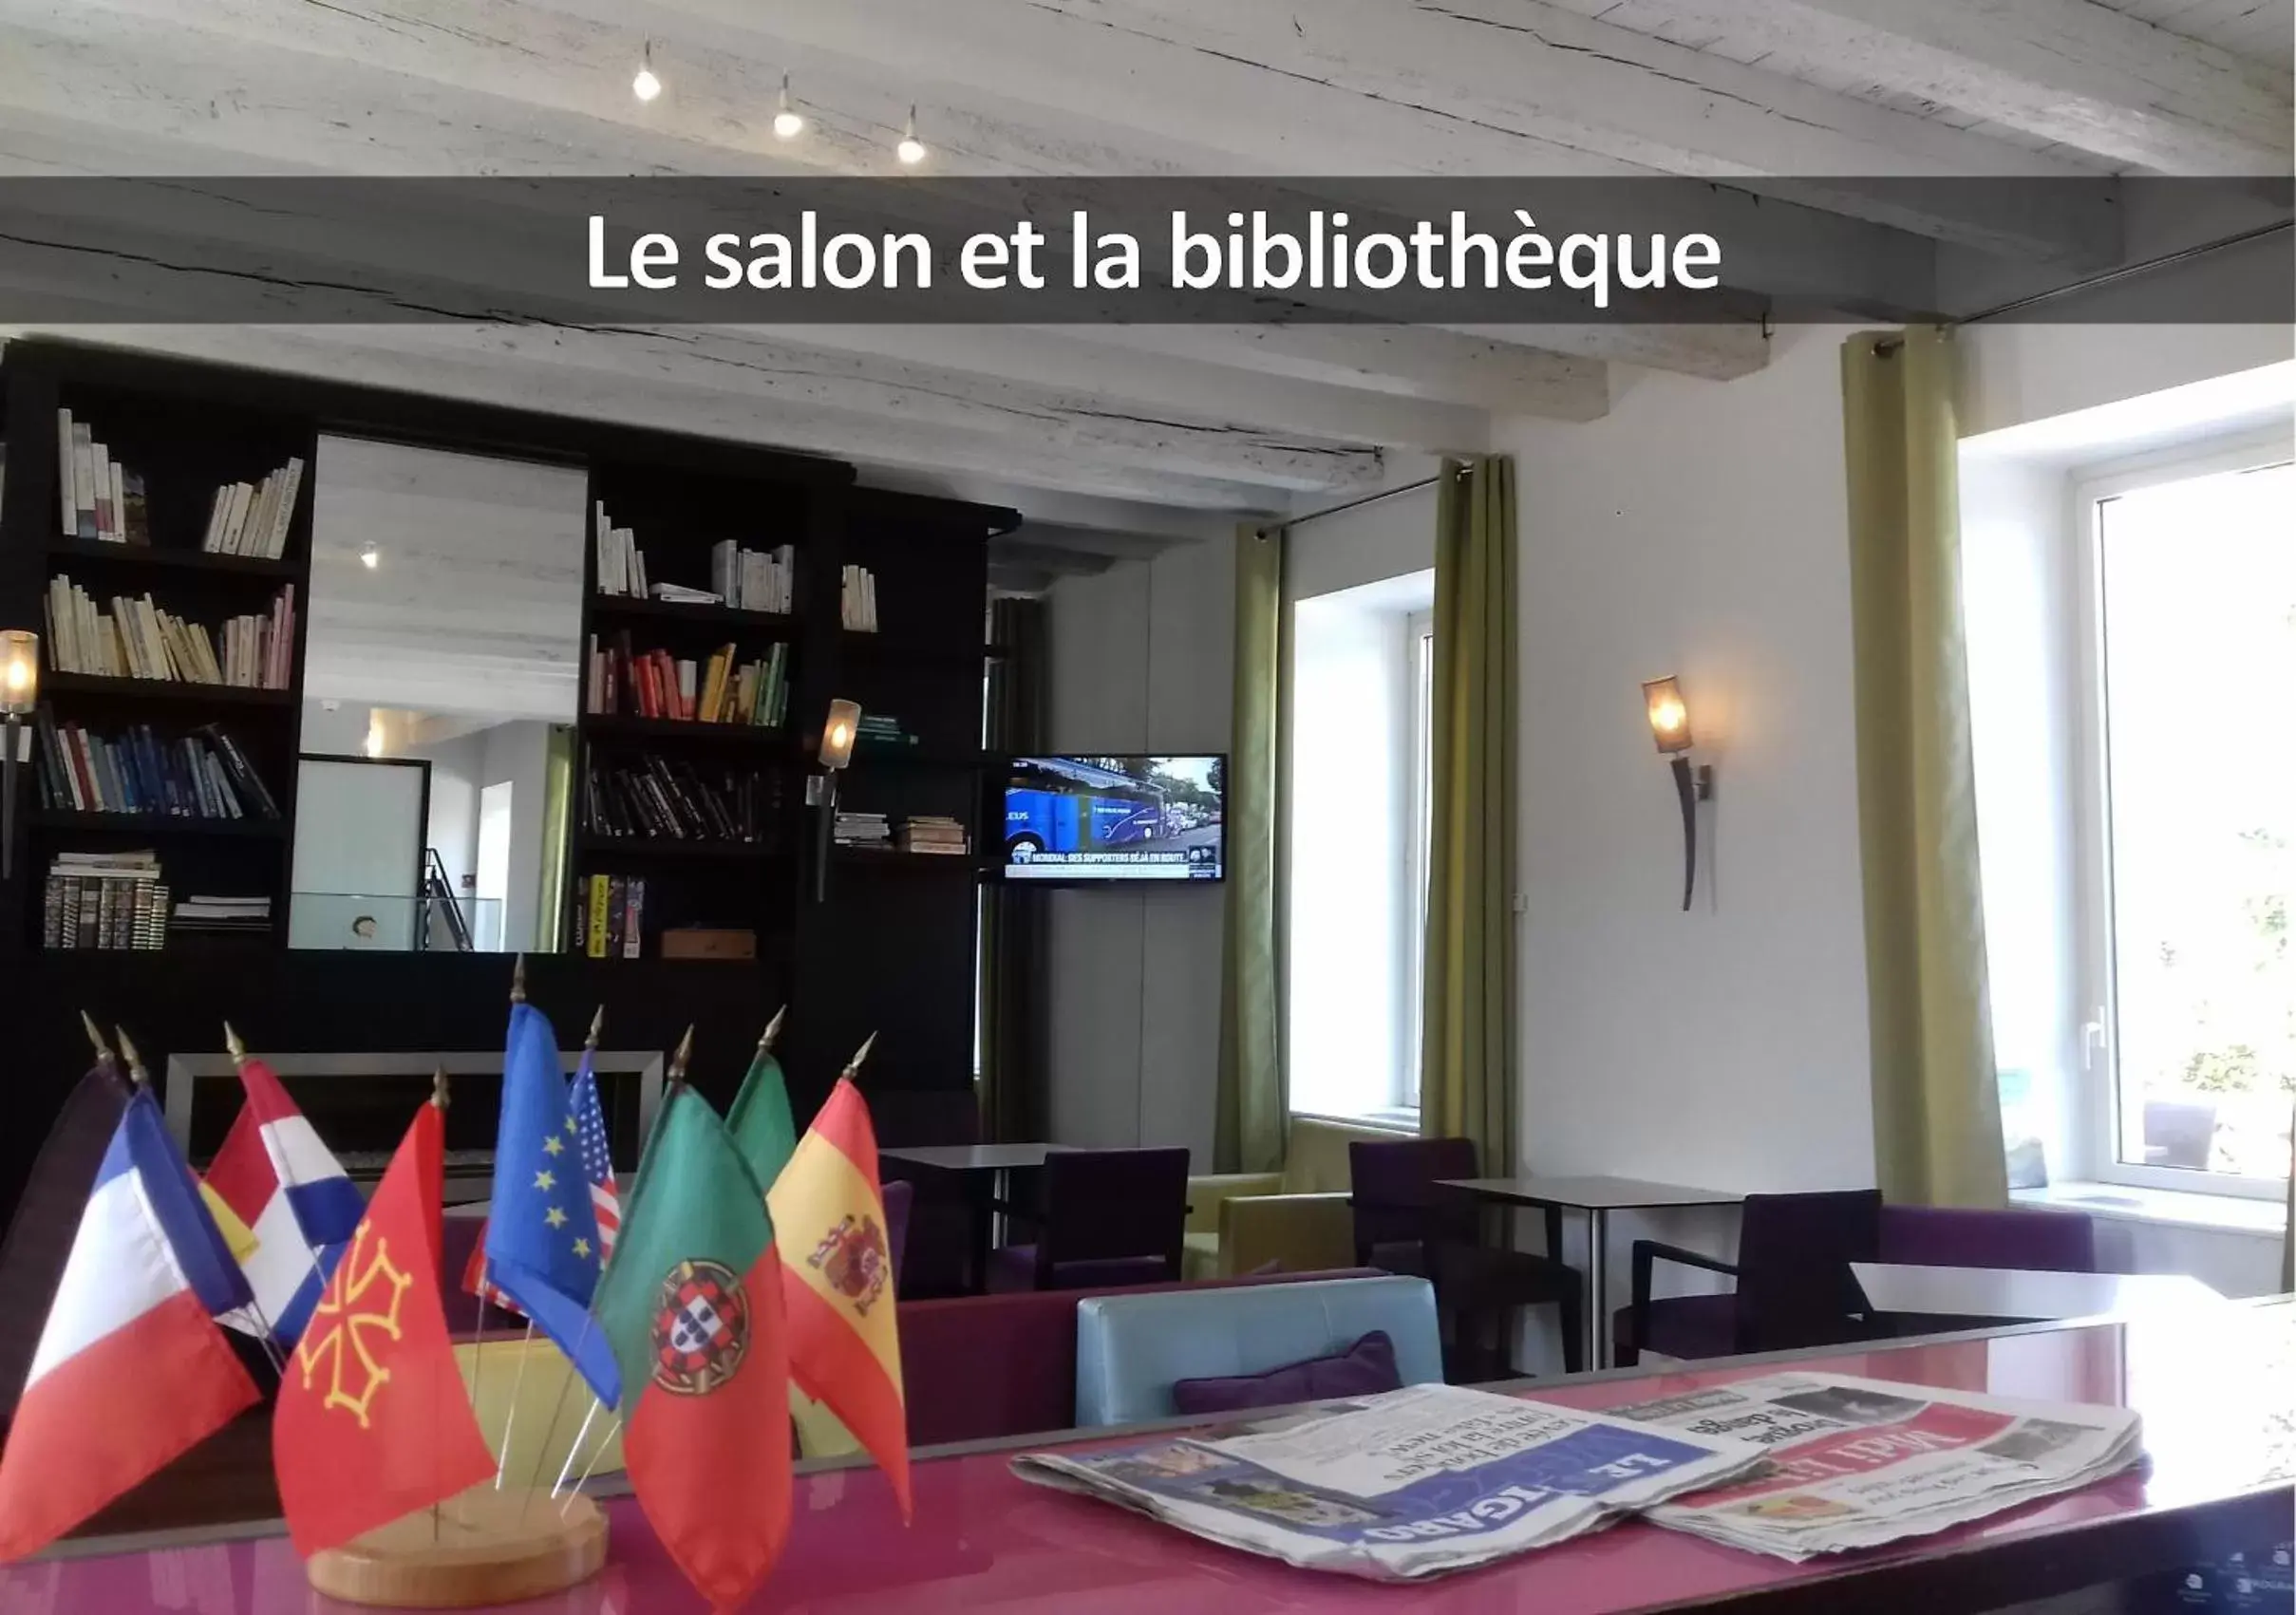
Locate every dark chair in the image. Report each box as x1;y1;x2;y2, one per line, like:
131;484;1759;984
875;1088;982;1299
1617;1189;1884;1366
881;1177;914;1287
1877;1204;2096;1273
1348;1137;1584;1380
986;1147;1190;1292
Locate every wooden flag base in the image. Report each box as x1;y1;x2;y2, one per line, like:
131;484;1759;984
304;1486;609;1608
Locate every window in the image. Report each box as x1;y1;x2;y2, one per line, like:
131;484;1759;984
2077;443;2293;1196
1402;609;1436;1114
1285;572;1435;1125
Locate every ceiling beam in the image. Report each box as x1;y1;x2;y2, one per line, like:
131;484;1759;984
988;539;1120;576
1062;327;1617;414
20;324;1288;509
1640;0;2292;176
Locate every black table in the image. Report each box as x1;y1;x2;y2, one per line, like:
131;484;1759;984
1439;1174;1740;1369
879;1143;1073;1291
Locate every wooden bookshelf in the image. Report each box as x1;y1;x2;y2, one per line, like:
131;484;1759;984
45;538;301;579
588;593;800;632
42;672;294;706
30;811;287;839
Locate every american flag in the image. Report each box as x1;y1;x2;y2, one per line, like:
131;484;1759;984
570;1062;619;1257
461;1058;620;1312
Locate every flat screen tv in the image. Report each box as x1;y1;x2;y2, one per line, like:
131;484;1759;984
998;755;1225;882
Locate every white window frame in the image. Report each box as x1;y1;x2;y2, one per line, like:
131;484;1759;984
2069;427;2294;1200
1399;608;1436;1117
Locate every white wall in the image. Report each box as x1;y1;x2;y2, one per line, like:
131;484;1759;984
1042;536;1234;1167
1498;326;1879;1200
408;730;483;904
478;720;552;953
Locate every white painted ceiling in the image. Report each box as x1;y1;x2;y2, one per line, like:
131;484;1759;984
0;0;2287;586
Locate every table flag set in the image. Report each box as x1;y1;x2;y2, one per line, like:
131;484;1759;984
0;967;914;1613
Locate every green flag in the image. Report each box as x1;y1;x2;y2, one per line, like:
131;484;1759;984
591;1088;791;1608
728;1044;799;1190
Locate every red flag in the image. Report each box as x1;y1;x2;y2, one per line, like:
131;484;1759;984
767;1078;910;1518
272;1100;496;1558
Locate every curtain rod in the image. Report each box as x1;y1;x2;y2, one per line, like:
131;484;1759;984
1946;216;2292;329
1260;464;1466;539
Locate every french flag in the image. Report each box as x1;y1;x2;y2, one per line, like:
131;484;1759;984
0;1092;259;1560
202;1058;365;1347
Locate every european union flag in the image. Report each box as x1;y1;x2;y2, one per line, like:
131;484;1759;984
484;1004;621;1409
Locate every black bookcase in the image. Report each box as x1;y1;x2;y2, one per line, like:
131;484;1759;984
0;338;1017;1200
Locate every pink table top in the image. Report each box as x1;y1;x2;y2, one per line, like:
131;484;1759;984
7;1302;2291;1614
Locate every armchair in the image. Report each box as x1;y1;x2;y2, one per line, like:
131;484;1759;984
1183;1116;1394;1280
1618;1189;1884;1365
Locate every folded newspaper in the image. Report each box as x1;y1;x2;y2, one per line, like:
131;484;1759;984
1009;1382;1768;1580
1012;1375;2142;1578
1606;1371;2144;1561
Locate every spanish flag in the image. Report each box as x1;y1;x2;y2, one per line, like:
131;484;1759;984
765;1077;909;1519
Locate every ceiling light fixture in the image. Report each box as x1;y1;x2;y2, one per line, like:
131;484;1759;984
773;72;804;140
895;104;927;167
360;542;380;570
632;40;662;103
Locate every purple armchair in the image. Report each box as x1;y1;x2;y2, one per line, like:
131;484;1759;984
1877;1203;2097;1272
1349;1137;1583;1379
987;1147;1190;1293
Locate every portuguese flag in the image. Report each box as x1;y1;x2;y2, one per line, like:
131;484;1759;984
592;1089;791;1610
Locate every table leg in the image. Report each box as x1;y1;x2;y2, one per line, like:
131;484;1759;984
1586;1207;1609;1371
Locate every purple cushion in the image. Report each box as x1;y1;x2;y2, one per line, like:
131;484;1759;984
1170;1330;1402;1416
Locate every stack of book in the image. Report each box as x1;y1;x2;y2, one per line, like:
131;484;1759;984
55;411;146;545
593;502;649;596
582;753;781;844
833;810;891;849
45;575;294;687
43;850;167;950
853;712;916;750
840;564;880;631
710;541;797;612
578;874;647;959
900;816;970;855
170;892;273;937
586;632;788;726
35;710;280;819
649;582;721;606
199;459;305;558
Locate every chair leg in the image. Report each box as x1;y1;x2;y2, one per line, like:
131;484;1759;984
1557;1291;1585;1377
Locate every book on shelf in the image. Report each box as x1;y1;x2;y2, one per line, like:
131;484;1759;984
198;457;304;558
582;751;783;845
593;502;650;597
833;810;891;847
585;631;788;727
53;411;149;545
650;583;722;605
709;541;797;613
840;564;880;631
44;574;293;686
899;815;971;854
32;705;280;819
576;874;649;959
853;713;917;749
170;892;273;934
43;850;167;951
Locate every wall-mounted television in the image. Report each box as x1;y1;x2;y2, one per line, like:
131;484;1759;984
998;755;1225;882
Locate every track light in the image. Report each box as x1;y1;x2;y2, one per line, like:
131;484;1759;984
773;72;804;140
632;40;662;103
360;542;380;570
895;104;926;166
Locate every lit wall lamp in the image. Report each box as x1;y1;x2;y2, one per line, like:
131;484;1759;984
2;629;38;882
1642;676;1714;911
811;698;861;900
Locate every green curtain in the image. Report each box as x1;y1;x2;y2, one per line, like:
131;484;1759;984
535;723;574;952
979;596;1050;1145
1420;457;1519;1176
1214;522;1287;1174
1842;328;2007;1210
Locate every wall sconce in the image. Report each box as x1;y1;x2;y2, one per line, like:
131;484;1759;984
2;629;39;882
1642;676;1714;911
811;698;862;900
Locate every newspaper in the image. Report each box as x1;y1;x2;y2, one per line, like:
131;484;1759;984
1009;1382;1768;1580
1609;1371;2144;1560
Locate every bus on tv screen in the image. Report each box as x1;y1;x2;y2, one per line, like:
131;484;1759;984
1000;755;1225;882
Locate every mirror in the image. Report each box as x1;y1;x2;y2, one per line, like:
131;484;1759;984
289;436;586;952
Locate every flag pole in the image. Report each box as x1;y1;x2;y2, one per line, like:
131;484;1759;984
222;1022;339;1345
79;1009;114;1069
493;960;536;1489
758;1005;786;1057
843;1030;877;1084
123;1027;290;1376
431;1069;450;1543
557;1418;624;1517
